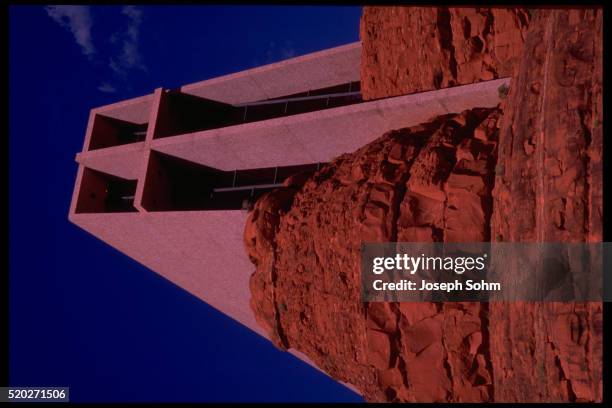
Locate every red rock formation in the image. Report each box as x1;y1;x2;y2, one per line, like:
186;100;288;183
246;109;502;402
360;7;530;100
245;6;602;403
489;8;602;402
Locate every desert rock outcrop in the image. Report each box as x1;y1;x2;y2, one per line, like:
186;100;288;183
245;6;602;402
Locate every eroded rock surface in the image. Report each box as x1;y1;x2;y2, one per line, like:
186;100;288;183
489;8;603;402
360;7;530;100
246;109;502;402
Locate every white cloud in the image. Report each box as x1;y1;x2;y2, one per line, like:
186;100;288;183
109;6;146;75
45;6;94;58
97;82;117;93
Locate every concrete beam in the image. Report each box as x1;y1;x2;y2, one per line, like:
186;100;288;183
76;142;146;180
180;42;361;105
152;78;510;171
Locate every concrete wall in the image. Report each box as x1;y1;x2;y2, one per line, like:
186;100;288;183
69;210;262;335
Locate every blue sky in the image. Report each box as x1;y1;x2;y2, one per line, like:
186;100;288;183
9;5;363;402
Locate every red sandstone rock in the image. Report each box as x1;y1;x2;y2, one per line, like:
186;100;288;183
246;110;502;402
360;7;530;100
245;6;602;403
489;8;602;402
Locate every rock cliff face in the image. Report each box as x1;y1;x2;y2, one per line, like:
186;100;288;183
360;7;531;100
489;8;603;402
245;7;602;402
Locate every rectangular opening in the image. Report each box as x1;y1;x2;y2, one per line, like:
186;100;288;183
141;151;320;211
153;83;363;139
154;91;237;139
285;97;330;116
238;81;362;121
88;114;148;150
240;103;287;122
264;81;361;101
75;168;138;213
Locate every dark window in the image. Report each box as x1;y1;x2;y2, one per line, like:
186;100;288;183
89;115;148;150
141;151;321;211
75;168;138;213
